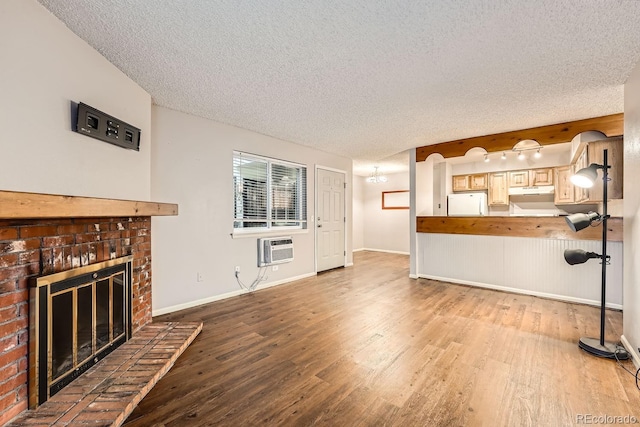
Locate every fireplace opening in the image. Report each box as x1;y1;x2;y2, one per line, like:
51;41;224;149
29;256;133;408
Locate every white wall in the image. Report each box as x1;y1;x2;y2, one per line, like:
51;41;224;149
0;0;151;200
432;162;450;216
416;156;435;216
150;106;352;314
623;61;640;363
352;176;365;251
360;171;410;254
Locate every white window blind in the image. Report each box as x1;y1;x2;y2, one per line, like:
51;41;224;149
233;152;307;231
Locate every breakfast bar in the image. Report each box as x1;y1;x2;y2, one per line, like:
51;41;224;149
415;216;623;308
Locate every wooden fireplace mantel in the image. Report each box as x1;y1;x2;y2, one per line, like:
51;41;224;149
0;190;178;219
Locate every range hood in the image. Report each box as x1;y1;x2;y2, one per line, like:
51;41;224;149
508;185;554;196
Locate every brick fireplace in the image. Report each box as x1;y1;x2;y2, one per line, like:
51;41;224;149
0;215;153;424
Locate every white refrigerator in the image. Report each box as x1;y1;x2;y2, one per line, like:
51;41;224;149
447;193;488;216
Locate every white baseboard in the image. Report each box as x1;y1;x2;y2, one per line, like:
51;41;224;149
416;274;623;310
409;274;419;279
345;262;354;267
621;335;640;369
152;272;317;316
360;248;410;256
353;248;365;252
257;272;317;291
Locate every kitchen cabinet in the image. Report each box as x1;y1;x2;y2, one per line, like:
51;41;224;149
509;168;553;187
586;138;623;201
469;174;488;190
488;172;509;206
552;137;623;205
508;170;529;187
574;147;589;203
452;173;487;191
572;137;623;203
554;165;575;204
530;168;554;186
452;175;469;191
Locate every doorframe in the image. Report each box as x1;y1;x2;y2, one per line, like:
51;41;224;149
315;165;348;273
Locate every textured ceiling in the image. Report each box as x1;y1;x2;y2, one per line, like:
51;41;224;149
37;0;640;176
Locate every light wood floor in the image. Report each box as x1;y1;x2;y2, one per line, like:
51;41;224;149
124;251;640;427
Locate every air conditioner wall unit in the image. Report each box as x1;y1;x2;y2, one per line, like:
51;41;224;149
258;237;294;267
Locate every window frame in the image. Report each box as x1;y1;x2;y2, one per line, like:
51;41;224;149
233;151;307;235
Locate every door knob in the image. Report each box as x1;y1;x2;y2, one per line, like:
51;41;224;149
318;224;322;228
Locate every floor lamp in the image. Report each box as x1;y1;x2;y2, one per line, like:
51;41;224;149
563;149;629;359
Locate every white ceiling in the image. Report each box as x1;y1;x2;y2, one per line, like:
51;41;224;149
37;0;640;176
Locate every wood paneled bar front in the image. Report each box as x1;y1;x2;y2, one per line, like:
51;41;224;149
417;216;623;242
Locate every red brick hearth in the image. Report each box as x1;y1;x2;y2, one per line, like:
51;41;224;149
0;216;153;425
6;322;202;427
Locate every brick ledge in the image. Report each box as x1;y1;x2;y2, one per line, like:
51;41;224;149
7;321;202;427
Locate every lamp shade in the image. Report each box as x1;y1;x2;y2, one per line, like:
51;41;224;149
570;164;601;188
565;212;601;232
563;249;600;265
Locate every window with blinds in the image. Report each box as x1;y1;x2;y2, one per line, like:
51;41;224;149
233;152;307;231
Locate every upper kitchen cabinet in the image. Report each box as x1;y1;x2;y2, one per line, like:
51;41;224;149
469;173;488;190
452;173;487;191
488;172;509;206
574;137;623;202
530;168;554;186
574;146;589;203
452;175;469;191
509;170;529;187
509;168;554;187
587;138;623;201
554;165;575;204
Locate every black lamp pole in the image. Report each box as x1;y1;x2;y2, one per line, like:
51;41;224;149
576;149;628;359
599;148;608;348
565;149;628;358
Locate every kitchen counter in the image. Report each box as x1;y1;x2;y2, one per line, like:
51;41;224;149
417;216;622;241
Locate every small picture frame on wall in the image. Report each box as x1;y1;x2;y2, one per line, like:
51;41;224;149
382;190;409;209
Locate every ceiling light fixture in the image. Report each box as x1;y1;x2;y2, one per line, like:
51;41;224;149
366;166;388;183
501;152;507;160
512;140;543;160
484;154;490;163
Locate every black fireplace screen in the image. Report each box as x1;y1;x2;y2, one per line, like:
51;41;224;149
29;256;133;408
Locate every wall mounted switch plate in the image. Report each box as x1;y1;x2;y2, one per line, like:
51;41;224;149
73;102;141;151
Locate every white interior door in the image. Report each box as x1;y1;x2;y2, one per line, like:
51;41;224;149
317;168;345;272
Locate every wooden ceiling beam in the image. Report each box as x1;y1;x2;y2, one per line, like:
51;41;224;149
415;113;623;162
